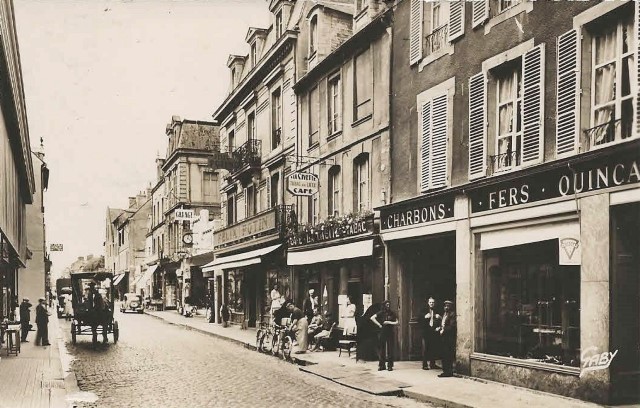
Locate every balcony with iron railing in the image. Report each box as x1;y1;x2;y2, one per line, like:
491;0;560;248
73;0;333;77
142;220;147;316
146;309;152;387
425;24;448;57
583;117;633;151
489;149;521;175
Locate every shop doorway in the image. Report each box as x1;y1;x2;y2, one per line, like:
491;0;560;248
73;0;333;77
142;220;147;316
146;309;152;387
394;234;456;360
610;203;640;404
245;268;259;328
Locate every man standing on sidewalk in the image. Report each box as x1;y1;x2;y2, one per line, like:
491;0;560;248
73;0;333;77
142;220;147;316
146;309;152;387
19;298;32;342
439;300;456;378
371;300;399;371
35;297;51;346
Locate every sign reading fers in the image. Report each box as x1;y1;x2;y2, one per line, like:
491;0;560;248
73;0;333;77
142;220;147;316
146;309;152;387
470;151;640;213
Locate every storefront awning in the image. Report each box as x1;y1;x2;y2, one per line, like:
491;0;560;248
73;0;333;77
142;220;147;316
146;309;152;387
480;221;580;251
202;244;282;273
287;239;373;266
112;273;126;286
135;264;159;287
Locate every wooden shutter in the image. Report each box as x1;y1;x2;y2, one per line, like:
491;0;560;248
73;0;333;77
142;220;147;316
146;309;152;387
468;72;487;179
556;29;579;157
472;0;489;29
266;176;272;208
636;0;639;137
448;0;465;42
409;0;423;65
431;94;448;188
419;100;432;192
521;44;545;165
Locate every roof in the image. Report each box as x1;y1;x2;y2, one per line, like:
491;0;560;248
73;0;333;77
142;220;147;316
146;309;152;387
307;0;354;18
165;118;220;160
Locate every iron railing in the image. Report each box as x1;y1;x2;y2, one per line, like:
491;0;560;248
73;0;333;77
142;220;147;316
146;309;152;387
489;149;521;175
583;117;633;150
232;139;261;172
425;25;448;57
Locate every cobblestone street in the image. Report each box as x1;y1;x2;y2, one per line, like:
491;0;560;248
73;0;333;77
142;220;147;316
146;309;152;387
60;310;431;408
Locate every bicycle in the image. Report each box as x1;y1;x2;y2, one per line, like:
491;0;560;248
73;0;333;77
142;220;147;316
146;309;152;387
272;323;295;361
255;322;273;353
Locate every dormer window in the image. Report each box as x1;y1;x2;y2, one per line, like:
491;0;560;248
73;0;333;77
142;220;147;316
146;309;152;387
309;15;318;55
356;0;367;13
251;43;257;67
276;10;283;38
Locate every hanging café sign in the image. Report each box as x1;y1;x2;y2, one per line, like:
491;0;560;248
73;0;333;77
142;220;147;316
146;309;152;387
287;172;319;196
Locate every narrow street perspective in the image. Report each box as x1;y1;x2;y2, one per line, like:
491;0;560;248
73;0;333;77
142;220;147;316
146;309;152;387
60;310;429;408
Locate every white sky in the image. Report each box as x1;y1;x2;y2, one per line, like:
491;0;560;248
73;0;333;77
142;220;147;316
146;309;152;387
14;0;270;277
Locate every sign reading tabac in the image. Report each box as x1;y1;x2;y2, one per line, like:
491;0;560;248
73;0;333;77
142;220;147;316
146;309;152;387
287;172;319;196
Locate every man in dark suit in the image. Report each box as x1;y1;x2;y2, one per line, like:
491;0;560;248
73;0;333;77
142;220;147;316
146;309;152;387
438;300;457;377
35;297;51;346
419;297;441;370
19;298;32;342
302;289;315;323
371;300;399;371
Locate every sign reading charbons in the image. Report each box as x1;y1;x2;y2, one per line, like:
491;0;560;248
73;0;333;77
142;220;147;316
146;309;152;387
287;172;319;196
380;194;455;230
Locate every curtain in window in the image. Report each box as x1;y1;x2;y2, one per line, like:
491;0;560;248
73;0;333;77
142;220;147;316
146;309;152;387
498;76;514;137
594;27;617;134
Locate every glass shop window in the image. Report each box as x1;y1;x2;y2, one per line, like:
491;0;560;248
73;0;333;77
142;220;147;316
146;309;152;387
481;239;580;367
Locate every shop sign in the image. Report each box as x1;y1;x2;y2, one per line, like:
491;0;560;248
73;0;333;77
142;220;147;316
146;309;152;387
380;194;455;230
214;210;276;248
558;237;581;265
174;208;195;222
50;243;64;252
287;172;319;196
580;346;618;377
287;214;374;247
470;148;640;213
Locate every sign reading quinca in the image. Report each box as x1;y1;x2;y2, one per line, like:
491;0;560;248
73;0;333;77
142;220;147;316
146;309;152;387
287;172;319;196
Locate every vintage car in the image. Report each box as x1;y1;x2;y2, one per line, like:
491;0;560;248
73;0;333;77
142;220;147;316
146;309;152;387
120;293;144;314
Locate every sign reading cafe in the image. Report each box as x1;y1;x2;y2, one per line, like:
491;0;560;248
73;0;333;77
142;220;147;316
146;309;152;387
287;172;319;196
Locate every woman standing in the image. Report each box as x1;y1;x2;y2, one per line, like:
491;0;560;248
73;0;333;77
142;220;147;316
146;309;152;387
287;302;308;354
342;296;357;336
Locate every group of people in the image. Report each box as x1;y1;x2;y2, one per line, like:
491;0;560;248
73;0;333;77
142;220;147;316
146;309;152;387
419;297;457;377
19;297;51;346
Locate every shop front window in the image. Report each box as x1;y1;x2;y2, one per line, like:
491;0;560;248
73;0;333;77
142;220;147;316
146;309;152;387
263;269;290;320
481;240;580;367
225;270;244;314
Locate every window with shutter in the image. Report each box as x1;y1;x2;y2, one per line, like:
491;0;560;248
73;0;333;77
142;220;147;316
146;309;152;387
469;72;487;179
556;30;579;157
419;94;449;192
521;44;545;165
472;0;489;29
448;0;465;42
409;0;423;65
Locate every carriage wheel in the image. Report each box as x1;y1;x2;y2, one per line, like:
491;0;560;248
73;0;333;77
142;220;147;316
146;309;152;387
281;335;293;361
113;321;119;344
71;323;77;345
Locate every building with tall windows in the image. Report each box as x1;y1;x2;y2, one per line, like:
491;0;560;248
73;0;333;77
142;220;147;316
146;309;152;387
377;0;639;404
286;0;392;332
0;0;36;320
206;0;311;328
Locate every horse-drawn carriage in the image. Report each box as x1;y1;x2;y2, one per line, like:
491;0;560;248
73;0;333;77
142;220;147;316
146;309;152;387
70;271;119;346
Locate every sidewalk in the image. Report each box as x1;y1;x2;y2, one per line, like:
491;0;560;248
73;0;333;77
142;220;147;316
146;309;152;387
145;310;606;408
0;315;77;408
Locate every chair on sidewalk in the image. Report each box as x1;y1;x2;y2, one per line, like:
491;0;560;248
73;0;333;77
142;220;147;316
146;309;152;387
4;324;21;356
338;333;357;357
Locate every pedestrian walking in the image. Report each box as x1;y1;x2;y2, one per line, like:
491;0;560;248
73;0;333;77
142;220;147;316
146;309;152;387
287;302;308;354
420;297;441;370
371;300;398;371
302;289;315;323
35;297;51;346
438;300;457;378
19;298;32;342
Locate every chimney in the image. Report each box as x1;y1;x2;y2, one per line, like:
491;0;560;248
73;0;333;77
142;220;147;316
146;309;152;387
156;158;165;180
136;192;147;207
128;197;137;208
86;254;93;260
77;256;84;261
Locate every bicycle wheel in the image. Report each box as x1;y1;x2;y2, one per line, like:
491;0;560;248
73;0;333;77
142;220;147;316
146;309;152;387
255;329;263;352
281;335;293;361
271;332;280;356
